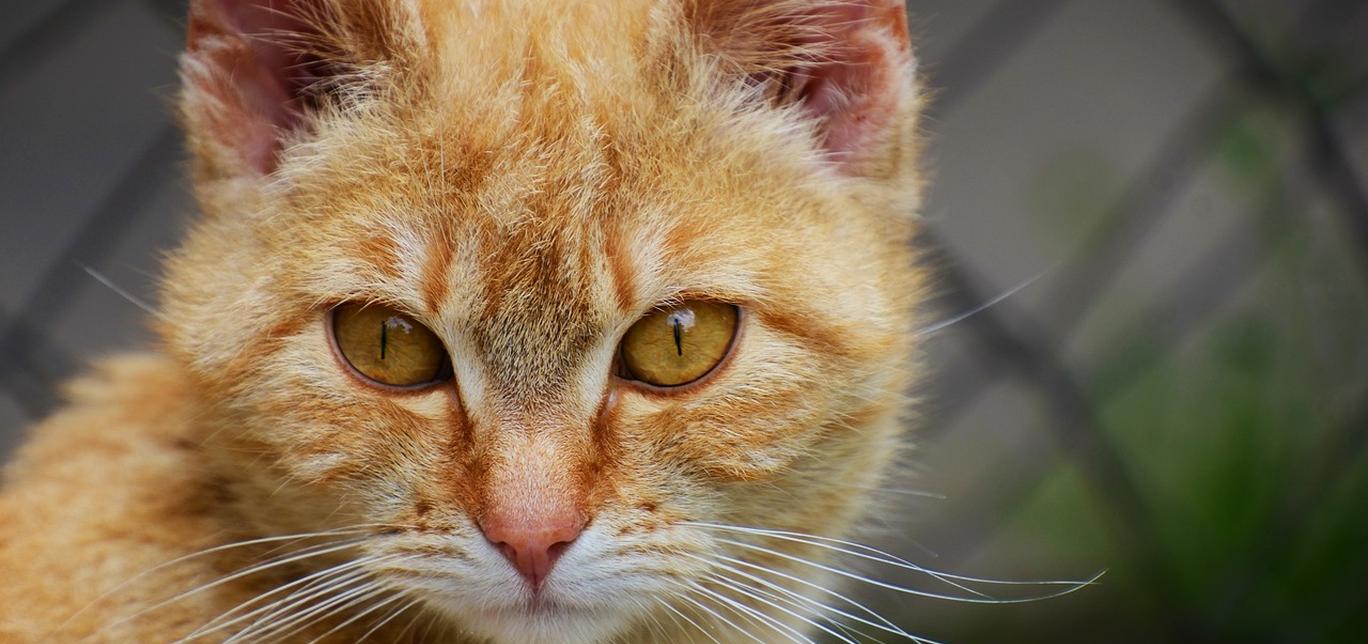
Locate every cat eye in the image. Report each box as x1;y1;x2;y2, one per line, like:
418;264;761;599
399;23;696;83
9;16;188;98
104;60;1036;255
331;303;452;388
619;302;739;388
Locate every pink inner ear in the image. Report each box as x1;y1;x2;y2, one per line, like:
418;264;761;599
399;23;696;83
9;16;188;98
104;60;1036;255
781;1;912;167
186;0;328;174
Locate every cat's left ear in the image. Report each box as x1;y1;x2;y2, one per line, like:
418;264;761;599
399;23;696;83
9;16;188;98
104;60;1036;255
180;0;426;179
683;0;919;178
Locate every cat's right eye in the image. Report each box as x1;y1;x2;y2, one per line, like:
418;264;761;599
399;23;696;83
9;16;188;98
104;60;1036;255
331;303;452;389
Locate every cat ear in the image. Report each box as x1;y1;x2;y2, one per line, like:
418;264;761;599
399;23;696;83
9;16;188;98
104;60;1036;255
180;0;422;177
684;0;918;175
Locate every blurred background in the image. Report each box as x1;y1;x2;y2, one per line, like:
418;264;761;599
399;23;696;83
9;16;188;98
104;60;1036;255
1;0;1366;641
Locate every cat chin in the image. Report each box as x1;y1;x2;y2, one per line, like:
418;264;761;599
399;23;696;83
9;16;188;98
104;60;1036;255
433;599;631;644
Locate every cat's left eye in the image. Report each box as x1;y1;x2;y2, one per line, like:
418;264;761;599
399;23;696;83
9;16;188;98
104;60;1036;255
618;301;739;388
331;303;452;389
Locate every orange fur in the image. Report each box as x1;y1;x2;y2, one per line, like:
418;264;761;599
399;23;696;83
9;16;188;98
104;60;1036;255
0;1;927;641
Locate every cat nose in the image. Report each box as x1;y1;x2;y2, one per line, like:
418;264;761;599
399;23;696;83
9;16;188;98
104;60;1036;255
478;508;586;589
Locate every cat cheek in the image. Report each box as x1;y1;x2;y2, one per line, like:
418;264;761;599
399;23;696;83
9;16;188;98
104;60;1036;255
621;356;841;479
637;406;826;481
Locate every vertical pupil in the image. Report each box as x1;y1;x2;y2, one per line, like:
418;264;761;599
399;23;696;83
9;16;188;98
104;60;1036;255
379;319;389;360
673;319;684;356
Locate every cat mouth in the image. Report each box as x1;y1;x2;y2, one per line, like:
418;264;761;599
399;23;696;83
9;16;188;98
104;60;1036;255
461;593;597;620
510;597;594;617
461;598;627;644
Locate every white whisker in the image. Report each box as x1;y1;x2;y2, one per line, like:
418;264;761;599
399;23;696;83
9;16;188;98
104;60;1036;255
657;597;723;644
916;269;1049;337
716;537;1104;604
82;530;389;640
636;596;670;642
180;554;393;641
690;581;812;644
840;485;948;500
693;521;1101;592
60;525;387;637
416;609;442;642
718;573;886;644
303;591;409;644
392;602;428;643
695;553;924;642
675;589;765;644
689;522;987;597
80;264;159;317
356;596;422;643
231;582;378;643
697;521;1096;597
705;573;856;644
227;567;388;642
255;554;418;642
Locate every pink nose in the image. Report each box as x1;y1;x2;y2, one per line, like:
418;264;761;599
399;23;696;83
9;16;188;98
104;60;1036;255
478;509;586;589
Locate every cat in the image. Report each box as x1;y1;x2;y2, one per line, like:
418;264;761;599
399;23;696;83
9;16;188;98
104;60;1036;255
0;0;927;641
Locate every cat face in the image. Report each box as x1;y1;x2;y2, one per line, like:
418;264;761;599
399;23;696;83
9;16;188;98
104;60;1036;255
164;1;923;641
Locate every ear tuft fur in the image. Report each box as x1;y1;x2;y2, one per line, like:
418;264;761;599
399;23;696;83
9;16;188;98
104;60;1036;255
683;0;916;174
180;0;421;177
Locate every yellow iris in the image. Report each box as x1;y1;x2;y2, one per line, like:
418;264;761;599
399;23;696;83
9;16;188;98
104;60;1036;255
620;302;738;387
332;303;450;387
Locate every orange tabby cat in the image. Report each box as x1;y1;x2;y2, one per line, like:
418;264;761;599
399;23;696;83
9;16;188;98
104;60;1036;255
0;0;925;641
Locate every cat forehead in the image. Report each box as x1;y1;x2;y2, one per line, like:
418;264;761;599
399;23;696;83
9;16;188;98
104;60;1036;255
324;192;741;323
289;102;804;318
273;0;845;262
417;0;655;82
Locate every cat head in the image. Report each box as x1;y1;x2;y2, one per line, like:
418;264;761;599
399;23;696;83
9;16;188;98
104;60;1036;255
164;0;924;640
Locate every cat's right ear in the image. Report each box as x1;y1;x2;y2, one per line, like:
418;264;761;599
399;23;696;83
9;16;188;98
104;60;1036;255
681;0;919;179
180;0;425;179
